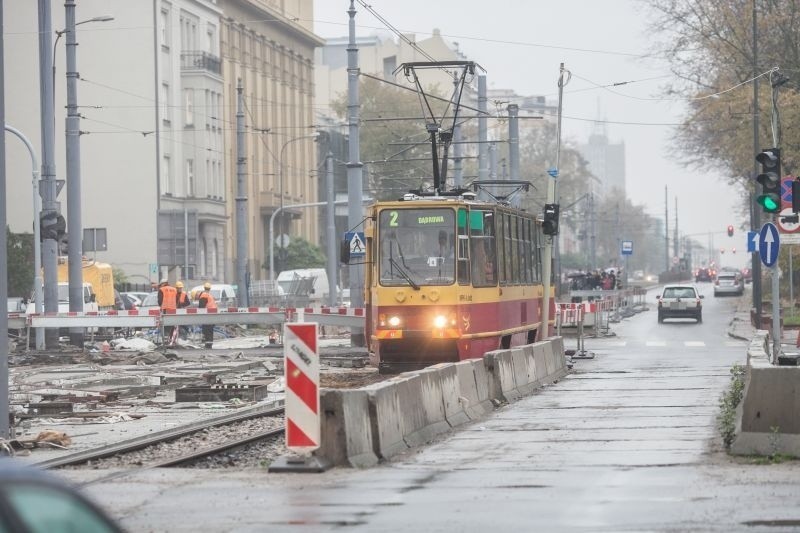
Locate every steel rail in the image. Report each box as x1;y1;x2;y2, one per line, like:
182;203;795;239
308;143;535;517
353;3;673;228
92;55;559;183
80;426;285;487
35;403;284;469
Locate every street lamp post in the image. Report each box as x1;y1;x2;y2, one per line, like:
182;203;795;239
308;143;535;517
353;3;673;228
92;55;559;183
4;125;44;350
61;5;114;347
272;133;318;282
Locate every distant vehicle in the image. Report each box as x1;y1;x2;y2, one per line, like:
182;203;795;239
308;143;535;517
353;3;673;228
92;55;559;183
114;290;138;311
695;268;713;282
633;270;644;280
57;258;114;310
0;460;122;532
741;268;752;283
7;297;26;313
27;283;98;315
122;291;149;306
657;284;704;323
276;268;342;306
189;284;237;308
138;291;160;313
714;271;744;297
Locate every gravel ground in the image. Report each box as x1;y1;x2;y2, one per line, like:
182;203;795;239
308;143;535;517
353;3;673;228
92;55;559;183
63;415;286;471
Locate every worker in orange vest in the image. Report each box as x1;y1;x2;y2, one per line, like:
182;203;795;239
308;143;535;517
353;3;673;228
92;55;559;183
158;278;177;343
197;282;218;348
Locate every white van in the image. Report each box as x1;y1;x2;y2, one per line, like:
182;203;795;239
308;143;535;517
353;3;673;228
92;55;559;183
189;284;237;308
276;268;341;306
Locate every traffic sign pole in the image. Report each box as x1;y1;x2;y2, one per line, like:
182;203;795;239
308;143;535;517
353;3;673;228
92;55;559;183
759;223;782;361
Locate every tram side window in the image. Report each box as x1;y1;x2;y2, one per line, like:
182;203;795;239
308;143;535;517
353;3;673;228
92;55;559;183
497;214;506;285
457;209;470;285
470;210;496;287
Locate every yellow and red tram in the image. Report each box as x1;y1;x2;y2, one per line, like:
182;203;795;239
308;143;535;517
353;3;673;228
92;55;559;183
362;194;554;373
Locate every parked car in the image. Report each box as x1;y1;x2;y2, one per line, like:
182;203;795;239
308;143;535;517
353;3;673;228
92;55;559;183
189;284;237;307
714;271;744;297
122;291;149;307
137;291;160;313
0;460;122;532
114;290;138;311
657;284;704;323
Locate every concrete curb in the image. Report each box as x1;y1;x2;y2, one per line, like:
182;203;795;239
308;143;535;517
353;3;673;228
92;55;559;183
429;363;470;428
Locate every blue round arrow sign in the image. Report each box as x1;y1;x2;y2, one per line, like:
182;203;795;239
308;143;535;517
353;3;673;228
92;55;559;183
759;222;780;267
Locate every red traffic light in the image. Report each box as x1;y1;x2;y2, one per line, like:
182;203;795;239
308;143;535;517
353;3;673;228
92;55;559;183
727;225;734;237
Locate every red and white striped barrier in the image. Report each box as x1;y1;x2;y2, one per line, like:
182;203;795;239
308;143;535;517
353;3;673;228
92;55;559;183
29;309;160;328
284;322;320;452
14;306;366;332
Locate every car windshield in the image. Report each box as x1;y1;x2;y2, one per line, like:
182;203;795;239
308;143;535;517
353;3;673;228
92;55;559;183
378;208;455;287
663;287;696;299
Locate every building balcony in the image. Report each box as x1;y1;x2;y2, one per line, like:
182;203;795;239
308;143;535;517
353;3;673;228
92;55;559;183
180;51;221;75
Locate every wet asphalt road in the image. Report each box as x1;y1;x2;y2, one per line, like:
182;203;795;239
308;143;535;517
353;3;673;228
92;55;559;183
63;284;800;532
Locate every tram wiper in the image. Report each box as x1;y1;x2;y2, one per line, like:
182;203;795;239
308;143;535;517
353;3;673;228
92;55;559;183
389;257;420;290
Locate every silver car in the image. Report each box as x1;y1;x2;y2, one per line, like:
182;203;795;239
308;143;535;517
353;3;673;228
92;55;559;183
657;284;704;323
714;271;744;296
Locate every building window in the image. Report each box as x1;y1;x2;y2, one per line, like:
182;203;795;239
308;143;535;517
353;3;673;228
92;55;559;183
162;155;172;195
212;239;218;278
161;83;170;125
160;9;169;47
186;159;194;197
184;89;194;127
207;25;216;55
205;159;210;197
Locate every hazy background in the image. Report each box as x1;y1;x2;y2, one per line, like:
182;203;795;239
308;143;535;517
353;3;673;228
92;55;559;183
313;0;748;269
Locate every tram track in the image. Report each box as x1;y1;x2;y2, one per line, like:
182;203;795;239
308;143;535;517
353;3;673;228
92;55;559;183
35;403;285;470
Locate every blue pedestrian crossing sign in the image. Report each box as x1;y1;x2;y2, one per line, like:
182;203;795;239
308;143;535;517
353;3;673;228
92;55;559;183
345;231;365;257
758;222;780;267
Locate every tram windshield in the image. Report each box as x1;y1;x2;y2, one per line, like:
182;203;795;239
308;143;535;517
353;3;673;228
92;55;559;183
378;208;455;287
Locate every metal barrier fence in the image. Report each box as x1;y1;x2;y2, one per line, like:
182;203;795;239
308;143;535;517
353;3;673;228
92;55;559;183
556;303;592;358
10;307;366;350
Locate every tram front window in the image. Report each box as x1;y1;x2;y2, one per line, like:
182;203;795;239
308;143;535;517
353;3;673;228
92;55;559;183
379;208;455;286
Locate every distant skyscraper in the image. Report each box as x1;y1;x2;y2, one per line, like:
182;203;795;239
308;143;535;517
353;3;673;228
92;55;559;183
579;121;625;198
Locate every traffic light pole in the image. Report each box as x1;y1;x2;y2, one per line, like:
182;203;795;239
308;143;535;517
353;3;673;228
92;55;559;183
751;0;763;330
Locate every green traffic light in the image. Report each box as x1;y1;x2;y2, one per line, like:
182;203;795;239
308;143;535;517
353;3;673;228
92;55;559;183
757;194;780;213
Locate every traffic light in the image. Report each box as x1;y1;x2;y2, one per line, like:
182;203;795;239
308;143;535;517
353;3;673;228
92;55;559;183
756;148;781;213
542;203;560;236
720;248;725;254
727;225;734;237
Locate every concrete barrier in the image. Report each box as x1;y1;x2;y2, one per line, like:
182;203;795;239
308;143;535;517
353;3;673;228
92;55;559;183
484;349;520;403
318;337;573;468
395;373;450;448
732;331;800;456
455;360;487;420
316;388;378;468
546;336;568;381
364;379;408;460
429;363;470;428
531;342;549;386
511;347;535;395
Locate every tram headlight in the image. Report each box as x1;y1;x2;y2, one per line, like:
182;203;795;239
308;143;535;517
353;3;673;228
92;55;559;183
433;315;447;328
379;314;402;327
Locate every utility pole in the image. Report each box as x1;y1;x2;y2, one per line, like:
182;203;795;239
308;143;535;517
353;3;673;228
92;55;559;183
453;78;463;188
673;197;679;259
541;63;568;342
38;0;59;348
664;186;670;273
752;0;762;326
347;0;365;346
65;0;84;347
235;80;248;307
477;74;488;180
507;103;519;182
325;152;337;307
589;193;596;270
0;0;10;439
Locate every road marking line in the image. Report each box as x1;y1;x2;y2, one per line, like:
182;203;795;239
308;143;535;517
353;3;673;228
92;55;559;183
684;341;706;347
646;341;667;347
725;341;746;347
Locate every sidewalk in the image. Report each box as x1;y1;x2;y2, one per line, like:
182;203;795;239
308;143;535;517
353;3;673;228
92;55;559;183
728;289;800;354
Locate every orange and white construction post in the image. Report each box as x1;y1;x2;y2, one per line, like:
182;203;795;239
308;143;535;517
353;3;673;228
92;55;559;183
284;322;320;453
